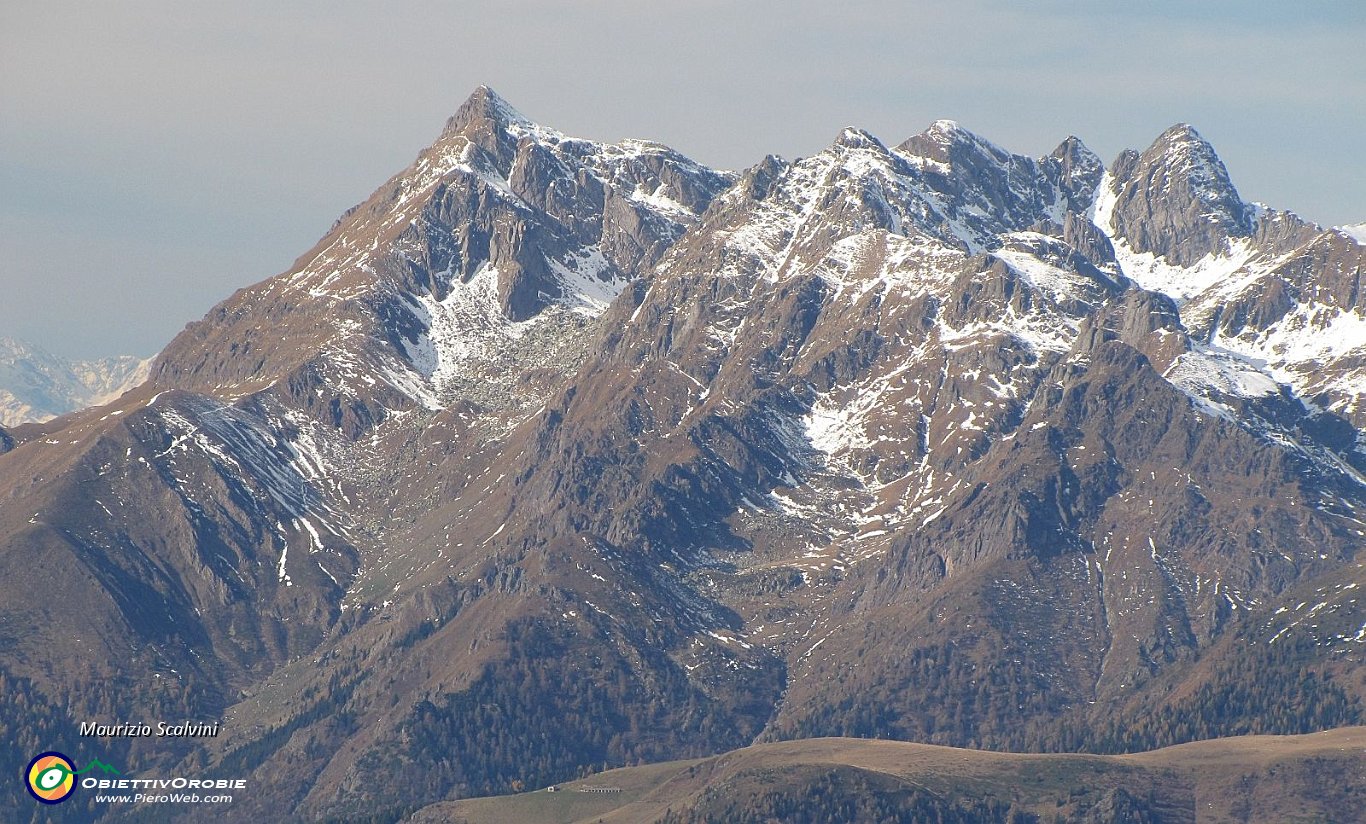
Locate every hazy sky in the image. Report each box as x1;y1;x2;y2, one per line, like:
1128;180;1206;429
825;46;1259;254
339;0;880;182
2;1;1363;359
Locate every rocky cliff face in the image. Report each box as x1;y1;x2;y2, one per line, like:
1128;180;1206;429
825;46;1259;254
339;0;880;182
1094;132;1366;434
0;89;1361;822
1105;124;1255;266
151;87;730;416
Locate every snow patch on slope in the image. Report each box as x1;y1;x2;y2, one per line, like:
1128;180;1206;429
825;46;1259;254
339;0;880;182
1221;305;1366;366
391;250;624;410
1164;345;1280;417
399;263;537;400
940;309;1075;355
1092;173;1267;303
804;398;873;458
548;247;626;315
1214;305;1366;419
818;230;962;303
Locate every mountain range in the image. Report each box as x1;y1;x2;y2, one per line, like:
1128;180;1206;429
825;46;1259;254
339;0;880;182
0;337;148;426
0;87;1362;823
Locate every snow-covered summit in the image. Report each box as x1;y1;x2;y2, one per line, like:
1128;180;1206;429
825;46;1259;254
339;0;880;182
905;118;1013;163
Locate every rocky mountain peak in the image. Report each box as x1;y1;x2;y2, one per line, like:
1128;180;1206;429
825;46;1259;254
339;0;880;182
442;85;536;135
152;87;736;422
831;126;886;152
923;118;971;140
898;118;1010;167
1155;121;1203;143
1045;135;1105;213
436;85;550;173
1145;124;1244;203
886;121;1086;251
1101;122;1253;265
1049;135;1101;172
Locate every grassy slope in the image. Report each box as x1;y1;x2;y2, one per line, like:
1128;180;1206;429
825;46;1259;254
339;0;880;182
407;727;1366;824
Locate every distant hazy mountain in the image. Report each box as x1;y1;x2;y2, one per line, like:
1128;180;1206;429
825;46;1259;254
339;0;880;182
0;337;149;425
0;88;1361;822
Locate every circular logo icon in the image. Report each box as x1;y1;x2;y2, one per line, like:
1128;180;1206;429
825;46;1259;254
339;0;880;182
26;752;76;804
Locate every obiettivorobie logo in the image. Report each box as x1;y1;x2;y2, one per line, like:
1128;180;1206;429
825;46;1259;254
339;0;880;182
24;752;120;804
24;751;244;807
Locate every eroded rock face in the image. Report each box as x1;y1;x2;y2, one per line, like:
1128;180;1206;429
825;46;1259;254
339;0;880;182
1106;124;1254;266
1046;135;1107;215
152;86;732;414
1;91;1362;823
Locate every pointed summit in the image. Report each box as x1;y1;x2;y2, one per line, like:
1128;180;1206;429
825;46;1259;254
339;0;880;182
1105;123;1253;265
440;86;545;173
1157;122;1203;142
443;85;535;135
926;118;963;137
1045;135;1104;213
904;118;965;151
1048;135;1101;176
888;119;1064;249
1158;122;1213;151
1144;124;1239;195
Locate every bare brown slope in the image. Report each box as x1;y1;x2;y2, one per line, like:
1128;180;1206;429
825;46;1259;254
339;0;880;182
0;384;355;725
409;728;1365;824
